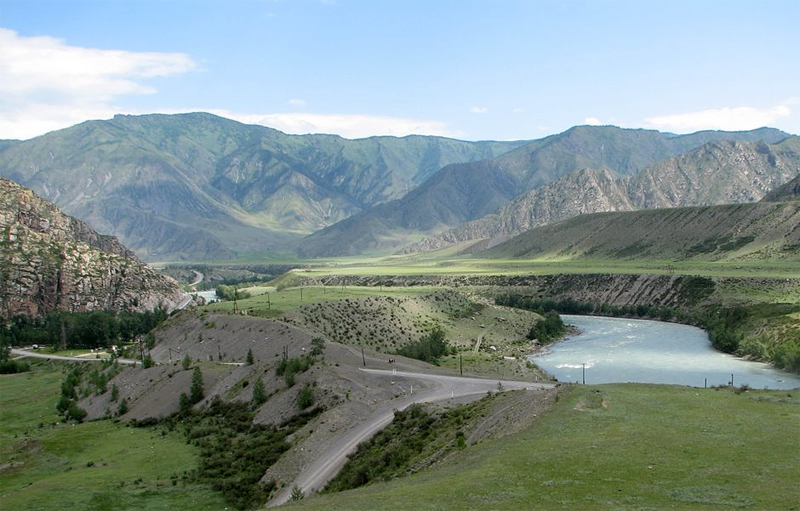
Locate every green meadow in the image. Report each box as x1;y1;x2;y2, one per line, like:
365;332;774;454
0;362;227;511
203;284;441;317
301;257;800;279
286;384;800;511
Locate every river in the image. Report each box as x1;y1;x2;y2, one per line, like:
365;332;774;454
531;315;800;390
191;290;218;303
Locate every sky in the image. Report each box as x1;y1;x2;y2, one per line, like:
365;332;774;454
0;0;798;141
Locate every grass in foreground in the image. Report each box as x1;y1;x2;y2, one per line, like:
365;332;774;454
0;363;226;511
287;384;800;511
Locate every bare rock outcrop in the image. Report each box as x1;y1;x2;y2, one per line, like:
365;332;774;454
0;177;182;318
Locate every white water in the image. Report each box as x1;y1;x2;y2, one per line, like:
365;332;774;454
531;315;800;389
191;290;218;303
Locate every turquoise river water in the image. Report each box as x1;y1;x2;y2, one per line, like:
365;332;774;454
531;315;800;389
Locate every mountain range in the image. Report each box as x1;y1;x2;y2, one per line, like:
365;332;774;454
297;126;794;257
0;113;521;260
0;113;795;261
402;137;800;254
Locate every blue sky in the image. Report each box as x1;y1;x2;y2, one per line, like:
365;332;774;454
1;0;798;140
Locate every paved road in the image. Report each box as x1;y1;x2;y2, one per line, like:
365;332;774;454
172;270;205;311
10;348;139;365
267;369;555;506
189;270;204;287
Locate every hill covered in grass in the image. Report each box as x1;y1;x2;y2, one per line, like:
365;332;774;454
284;384;800;511
283;289;542;358
480;201;800;263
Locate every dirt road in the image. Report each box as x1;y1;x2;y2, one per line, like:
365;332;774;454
10;348;139;365
267;368;555;506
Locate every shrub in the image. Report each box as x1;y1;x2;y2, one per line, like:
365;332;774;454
527;311;567;343
397;326;449;364
66;402;87;422
297;383;314;409
252;377;267;408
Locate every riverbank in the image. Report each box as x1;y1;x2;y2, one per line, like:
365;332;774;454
533;315;800;389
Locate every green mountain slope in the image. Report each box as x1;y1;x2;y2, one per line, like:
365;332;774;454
405;137;800;253
481;201;800;262
298;126;790;258
0;113;522;261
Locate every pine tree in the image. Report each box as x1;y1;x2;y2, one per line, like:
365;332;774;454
252;377;267;408
190;366;204;404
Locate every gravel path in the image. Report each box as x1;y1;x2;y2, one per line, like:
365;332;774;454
267;368;555;506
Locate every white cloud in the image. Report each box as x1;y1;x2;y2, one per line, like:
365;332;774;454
0;28;196;139
584;117;603;125
646;105;791;133
0;29;462;141
470;106;488;114
208;110;465;139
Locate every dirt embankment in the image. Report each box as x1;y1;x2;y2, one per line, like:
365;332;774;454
287;272;799;310
77;308;561;496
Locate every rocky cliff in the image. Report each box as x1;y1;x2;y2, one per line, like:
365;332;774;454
0;178;183;318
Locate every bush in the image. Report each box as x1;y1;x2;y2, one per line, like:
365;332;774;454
297;383;314;409
117;397;129;416
397;327;449;364
527;311;567;343
0;359;30;374
252;377;267;408
66;402;87;422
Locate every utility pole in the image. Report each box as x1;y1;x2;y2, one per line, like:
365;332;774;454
361;346;366;367
459;354;463;376
582;363;586;385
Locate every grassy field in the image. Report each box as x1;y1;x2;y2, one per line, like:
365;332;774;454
284;384;800;511
0;362;226;511
296;257;800;279
159;251;800;280
204;284;441;317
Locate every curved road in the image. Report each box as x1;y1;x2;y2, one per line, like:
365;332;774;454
267;369;555;507
10;348;139;365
